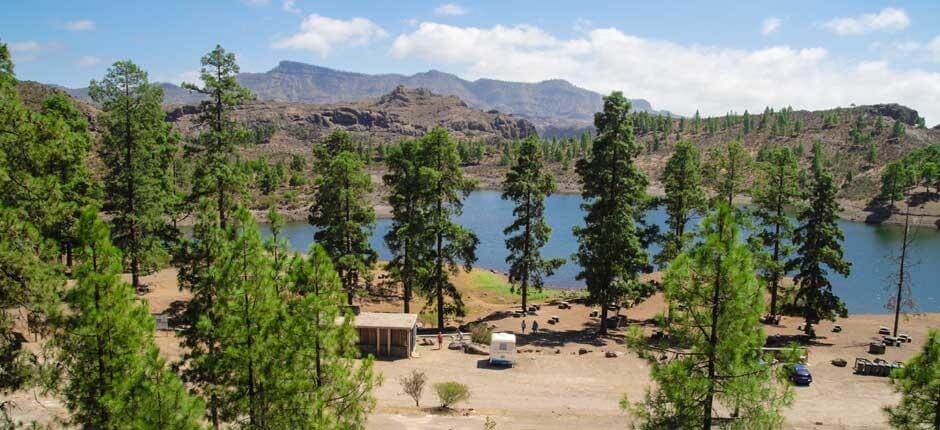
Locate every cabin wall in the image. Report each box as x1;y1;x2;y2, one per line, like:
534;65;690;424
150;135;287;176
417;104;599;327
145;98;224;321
357;327;413;358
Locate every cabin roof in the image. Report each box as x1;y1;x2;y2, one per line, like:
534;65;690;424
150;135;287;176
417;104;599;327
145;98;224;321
353;312;418;330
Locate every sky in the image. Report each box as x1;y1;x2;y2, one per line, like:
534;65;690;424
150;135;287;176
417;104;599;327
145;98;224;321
3;0;940;124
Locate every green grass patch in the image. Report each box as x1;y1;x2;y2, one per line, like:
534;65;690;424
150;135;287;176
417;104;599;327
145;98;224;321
469;271;561;302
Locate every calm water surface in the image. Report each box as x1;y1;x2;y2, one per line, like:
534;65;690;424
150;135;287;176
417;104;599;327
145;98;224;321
258;191;940;314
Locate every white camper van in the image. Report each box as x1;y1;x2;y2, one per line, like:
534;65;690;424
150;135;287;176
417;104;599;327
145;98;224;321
489;332;516;366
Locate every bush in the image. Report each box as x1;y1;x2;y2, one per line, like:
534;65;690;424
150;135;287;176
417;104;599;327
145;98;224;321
433;381;470;409
470;323;492;345
399;370;427;407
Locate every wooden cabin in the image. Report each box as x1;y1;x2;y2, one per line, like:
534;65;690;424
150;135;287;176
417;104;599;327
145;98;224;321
353;312;418;359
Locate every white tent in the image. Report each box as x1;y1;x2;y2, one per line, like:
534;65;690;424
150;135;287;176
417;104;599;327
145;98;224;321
489;332;516;366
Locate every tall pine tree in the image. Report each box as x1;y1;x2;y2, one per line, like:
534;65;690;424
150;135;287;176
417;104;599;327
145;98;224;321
90;61;178;291
656;139;706;266
383;139;433;313
502;135;564;313
788;163;851;337
309;130;377;305
752;147;800;317
421;127;478;331
51;208;202;429
629;205;792;429
574;92;651;335
182;45;252;229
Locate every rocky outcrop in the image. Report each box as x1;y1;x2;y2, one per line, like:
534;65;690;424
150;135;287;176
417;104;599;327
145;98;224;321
863;104;922;126
166;86;536;144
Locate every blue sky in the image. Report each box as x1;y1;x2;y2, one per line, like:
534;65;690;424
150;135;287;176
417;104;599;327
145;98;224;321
3;1;940;123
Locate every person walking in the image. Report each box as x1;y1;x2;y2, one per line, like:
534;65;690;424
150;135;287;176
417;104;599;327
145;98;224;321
532;320;539;333
521;320;527;334
437;332;444;350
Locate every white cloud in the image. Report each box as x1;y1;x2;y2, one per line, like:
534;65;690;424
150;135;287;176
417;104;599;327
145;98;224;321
157;69;203;86
927;36;940;62
8;41;57;62
271;14;387;57
64;19;96;31
76;55;101;67
761;17;781;35
822;8;910;36
391;22;940;123
282;0;300;14
434;3;468;16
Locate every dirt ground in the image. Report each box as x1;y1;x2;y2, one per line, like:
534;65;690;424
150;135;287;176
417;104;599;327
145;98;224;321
6;268;937;429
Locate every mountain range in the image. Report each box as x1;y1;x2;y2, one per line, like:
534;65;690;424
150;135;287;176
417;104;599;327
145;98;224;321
61;60;669;136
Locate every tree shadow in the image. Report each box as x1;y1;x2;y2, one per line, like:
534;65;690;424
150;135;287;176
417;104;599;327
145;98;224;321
862;200;893;225
765;333;834;348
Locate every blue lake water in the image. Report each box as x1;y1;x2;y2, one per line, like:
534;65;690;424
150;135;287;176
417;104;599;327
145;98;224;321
259;191;940;314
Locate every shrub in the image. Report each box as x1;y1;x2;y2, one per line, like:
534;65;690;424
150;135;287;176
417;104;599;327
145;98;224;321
433;381;471;409
399;370;427;407
470;323;492;345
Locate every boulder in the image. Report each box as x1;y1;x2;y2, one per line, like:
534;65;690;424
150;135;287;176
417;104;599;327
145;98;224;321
578;348;591;355
448;341;466;351
605;351;623;358
464;343;490;355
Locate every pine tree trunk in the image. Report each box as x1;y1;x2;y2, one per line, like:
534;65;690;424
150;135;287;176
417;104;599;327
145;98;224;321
892;210;910;337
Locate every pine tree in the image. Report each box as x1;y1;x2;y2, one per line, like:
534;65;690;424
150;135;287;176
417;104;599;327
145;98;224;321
574;92;652;335
309;130;377;305
788;165;851;337
704;140;752;208
383;139;433;313
52;208;202;429
883;329;939;429
213;207;284;427
0;47;96;268
182;45;253;229
656;140;706;266
284;244;378;428
177;199;229;428
752;147;800;316
90;61;178;291
629;205;792;430
892;119;906;141
421;127;478;330
502;135;564;313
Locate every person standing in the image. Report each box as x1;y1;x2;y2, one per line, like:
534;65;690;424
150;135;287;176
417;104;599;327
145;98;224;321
532;320;539;333
521;320;527;334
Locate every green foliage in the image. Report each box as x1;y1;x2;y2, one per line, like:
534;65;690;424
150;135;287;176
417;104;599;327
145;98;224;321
788;166;851;334
52;209;202;429
704;140;752;208
880;144;940;200
629;205;792;430
469;323;492;344
90;60;178;290
751;147;800;316
383;139;433;313
309;130;377;304
574;92;652;334
656;140;706;266
502;136;564;312
457;139;486;165
892;119;906;141
421;128;479;329
433;381;471;409
883;329;939;429
182;45;253;229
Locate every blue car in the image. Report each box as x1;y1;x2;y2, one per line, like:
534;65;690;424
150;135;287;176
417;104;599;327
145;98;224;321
789;364;813;386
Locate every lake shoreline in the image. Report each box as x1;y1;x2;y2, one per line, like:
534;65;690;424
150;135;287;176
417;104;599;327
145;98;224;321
237;184;940;230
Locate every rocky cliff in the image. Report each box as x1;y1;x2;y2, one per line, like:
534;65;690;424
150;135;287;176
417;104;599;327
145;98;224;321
167;86;536;145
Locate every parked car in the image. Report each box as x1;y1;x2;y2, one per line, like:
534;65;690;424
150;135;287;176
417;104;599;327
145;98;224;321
789;364;813;386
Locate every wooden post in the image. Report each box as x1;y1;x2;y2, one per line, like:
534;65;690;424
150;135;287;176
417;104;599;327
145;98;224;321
375;328;379;356
387;328;391;357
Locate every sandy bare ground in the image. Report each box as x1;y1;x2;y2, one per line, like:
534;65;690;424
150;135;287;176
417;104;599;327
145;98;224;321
6;268;937;429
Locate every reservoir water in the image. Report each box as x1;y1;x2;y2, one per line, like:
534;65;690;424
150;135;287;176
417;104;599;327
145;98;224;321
258;191;940;314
